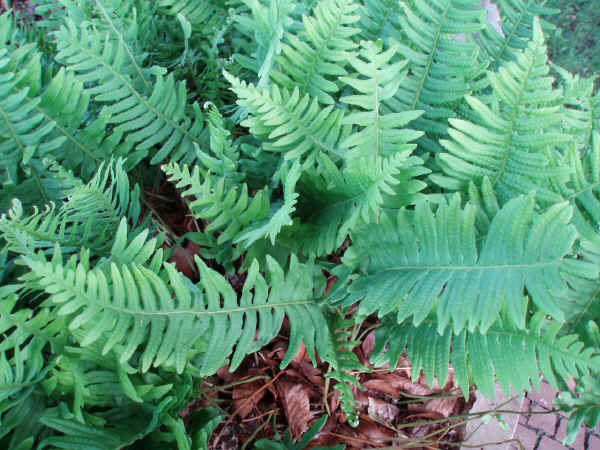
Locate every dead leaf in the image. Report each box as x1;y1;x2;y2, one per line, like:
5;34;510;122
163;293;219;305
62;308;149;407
277;381;313;439
361;331;376;362
232;379;266;419
367;397;399;425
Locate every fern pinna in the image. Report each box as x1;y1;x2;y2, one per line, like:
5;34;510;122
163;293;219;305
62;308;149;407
0;0;598;448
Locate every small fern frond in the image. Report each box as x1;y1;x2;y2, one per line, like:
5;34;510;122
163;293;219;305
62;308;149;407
225;71;349;164
158;0;227;32
374;312;600;400
434;19;571;204
340;40;424;160
271;0;360;105
344;194;577;333
556;374;600;446
359;0;402;42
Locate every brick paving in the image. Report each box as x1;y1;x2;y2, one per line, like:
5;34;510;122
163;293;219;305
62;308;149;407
510;382;600;450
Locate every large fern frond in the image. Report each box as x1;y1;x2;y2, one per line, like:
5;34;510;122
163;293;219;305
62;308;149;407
22;248;328;376
373;312;600;399
271;0;360;105
343;194;577;333
433;19;571;204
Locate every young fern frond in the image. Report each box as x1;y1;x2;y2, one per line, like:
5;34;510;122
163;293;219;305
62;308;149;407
386;0;486;154
55;19;206;166
344;194;577;333
340;40;424;160
271;0;360;105
373;312;600;400
434;19;571;205
556;374;600;446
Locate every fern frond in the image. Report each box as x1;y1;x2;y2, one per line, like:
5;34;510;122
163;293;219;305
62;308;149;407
55;19;207;165
373;312;600;400
477;0;558;65
225;71;349;164
22;249;327;376
158;0;227;32
386;0;486;154
271;0;360;105
556;374;600;446
291;151;421;256
434;19;571;204
340;40;424;160
0;159;143;257
359;0;402;42
344;194;577;333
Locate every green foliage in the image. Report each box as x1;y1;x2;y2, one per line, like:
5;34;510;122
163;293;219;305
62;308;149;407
0;0;599;447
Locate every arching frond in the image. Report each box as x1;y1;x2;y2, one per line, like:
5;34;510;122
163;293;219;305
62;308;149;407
23;250;328;376
271;0;360;105
373;312;600;399
344;194;577;333
434;19;571;204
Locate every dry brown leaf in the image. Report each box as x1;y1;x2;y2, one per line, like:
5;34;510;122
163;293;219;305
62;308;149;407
367;397;399;425
277;381;313;439
361;331;376;362
423;396;461;418
363;373;434;398
232;380;266;419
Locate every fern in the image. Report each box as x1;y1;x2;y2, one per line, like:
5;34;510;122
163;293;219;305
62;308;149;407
373;312;600;399
343;193;579;332
433;19;571;204
270;0;360;105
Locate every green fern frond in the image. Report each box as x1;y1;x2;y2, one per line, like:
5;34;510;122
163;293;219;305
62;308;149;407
0;159;142;257
291;152;418;256
340;40;424;160
386;0;486;154
55;19;207;166
158;0;227;32
22;248;327;376
373;312;600;400
359;0;402;42
225;71;349;164
344;193;577;333
556;374;600;446
271;0;360;105
477;0;558;65
550;133;600;245
434;18;571;204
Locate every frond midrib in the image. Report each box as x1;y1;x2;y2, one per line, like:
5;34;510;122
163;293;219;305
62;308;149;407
42;264;318;318
410;0;451;110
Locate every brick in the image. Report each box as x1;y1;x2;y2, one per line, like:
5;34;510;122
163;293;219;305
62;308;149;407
528;382;557;410
539;436;568;450
514;424;539;449
555;418;587;448
589;434;600;449
528;411;557;436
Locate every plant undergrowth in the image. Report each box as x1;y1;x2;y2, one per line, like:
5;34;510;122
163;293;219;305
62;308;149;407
0;0;599;448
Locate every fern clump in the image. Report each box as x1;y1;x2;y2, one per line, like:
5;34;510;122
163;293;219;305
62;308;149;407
0;0;599;448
